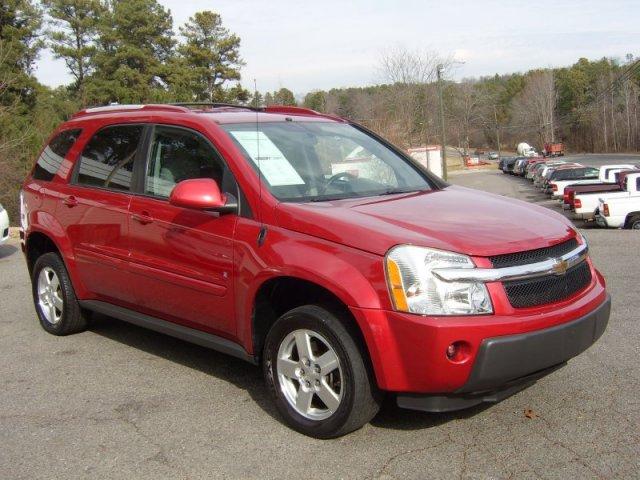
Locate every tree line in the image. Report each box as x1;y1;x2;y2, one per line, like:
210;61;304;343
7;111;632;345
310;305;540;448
301;50;640;158
1;1;639;220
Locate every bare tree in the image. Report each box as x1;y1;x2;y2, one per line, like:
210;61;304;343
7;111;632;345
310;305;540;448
510;70;556;147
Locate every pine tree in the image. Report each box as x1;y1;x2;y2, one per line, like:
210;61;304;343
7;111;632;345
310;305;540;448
86;0;175;104
42;0;104;94
0;0;43;106
176;11;245;102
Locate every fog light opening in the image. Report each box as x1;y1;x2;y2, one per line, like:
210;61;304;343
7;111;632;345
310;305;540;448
446;341;471;363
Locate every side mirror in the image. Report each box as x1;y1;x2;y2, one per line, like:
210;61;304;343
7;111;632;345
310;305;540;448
169;178;237;214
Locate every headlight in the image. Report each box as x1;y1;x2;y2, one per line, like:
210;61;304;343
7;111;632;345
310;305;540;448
385;245;493;315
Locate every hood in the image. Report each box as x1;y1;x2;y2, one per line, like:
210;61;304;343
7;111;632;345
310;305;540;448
275;185;575;257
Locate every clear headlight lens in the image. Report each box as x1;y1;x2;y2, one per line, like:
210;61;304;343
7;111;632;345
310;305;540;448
385;245;493;315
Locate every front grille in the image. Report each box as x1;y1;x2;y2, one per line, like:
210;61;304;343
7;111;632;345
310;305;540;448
503;261;592;308
489;238;578;268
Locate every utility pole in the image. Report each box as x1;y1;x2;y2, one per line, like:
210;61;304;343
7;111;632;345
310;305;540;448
494;105;501;159
437;64;447;180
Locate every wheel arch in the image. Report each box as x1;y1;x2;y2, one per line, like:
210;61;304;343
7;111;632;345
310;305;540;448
251;276;373;368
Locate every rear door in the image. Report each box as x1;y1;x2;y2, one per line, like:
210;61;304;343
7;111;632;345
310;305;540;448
56;124;145;307
127;125;238;336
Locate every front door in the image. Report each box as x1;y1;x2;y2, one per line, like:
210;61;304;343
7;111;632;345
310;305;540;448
128;125;237;336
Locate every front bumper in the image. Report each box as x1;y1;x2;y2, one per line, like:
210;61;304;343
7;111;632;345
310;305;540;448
349;266;608;395
397;295;610;412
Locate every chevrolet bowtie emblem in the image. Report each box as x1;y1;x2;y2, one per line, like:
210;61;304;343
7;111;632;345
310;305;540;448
552;258;569;275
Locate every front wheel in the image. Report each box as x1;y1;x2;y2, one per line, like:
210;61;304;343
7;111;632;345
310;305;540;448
263;305;380;438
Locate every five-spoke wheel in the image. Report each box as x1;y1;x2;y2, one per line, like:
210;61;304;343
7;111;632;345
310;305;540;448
263;305;381;438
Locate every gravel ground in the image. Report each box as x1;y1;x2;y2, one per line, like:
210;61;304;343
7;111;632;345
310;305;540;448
1;170;638;479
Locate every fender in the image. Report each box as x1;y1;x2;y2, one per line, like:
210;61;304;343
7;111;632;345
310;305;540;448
233;221;390;354
26;211;90;299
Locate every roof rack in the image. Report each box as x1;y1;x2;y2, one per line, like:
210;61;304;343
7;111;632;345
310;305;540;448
71;104;191;118
70;102;346;122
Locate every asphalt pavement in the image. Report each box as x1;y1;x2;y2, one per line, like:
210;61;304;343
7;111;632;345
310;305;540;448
1;169;639;479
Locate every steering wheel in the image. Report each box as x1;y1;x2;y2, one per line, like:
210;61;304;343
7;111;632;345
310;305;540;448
323;171;358;193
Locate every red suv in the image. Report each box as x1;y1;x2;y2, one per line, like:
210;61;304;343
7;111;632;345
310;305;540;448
20;104;610;438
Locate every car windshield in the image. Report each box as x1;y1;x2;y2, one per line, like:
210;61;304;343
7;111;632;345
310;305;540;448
221;121;433;202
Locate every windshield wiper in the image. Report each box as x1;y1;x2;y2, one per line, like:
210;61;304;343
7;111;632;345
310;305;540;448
376;188;422;196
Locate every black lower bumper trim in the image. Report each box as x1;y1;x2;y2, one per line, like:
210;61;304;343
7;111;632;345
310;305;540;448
397;295;611;413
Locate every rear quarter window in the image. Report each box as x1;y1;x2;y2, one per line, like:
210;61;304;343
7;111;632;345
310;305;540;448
32;129;82;181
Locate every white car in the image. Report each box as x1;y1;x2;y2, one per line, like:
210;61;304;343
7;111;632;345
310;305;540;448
0;203;9;244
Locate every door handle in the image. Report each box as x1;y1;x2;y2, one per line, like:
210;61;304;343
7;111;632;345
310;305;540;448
63;196;78;208
132;211;154;225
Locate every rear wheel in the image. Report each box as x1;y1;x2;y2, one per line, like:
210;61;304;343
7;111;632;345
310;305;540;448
263;305;380;438
32;252;88;335
626;214;640;230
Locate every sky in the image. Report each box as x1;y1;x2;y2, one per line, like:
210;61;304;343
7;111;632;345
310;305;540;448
34;0;640;95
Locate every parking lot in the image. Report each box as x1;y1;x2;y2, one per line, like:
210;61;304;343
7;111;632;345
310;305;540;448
1;164;639;479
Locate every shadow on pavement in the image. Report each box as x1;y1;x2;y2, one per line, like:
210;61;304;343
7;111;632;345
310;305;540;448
90;313;489;432
88;313;280;422
0;244;19;259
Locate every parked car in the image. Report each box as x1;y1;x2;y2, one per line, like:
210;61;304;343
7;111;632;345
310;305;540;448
596;178;640;229
20;103;610;438
500;156;518;173
532;161;568;187
487;152;499;160
535;163;582;189
562;165;639;210
573;171;640;221
0;203;9;245
545;166;600;197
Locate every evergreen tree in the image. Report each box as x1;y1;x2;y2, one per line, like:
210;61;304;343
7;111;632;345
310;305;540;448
86;0;175;104
42;0;104;94
176;11;245;102
272;88;296;106
0;0;43;106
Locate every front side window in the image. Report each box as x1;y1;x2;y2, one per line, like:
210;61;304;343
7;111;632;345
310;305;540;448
221;121;432;201
145;126;228;198
33;129;82;181
77;125;143;191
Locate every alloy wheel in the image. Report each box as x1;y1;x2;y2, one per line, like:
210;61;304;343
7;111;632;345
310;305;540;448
276;329;343;420
38;267;63;324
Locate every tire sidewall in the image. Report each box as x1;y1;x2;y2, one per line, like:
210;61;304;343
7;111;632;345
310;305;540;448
32;253;70;334
263;307;357;438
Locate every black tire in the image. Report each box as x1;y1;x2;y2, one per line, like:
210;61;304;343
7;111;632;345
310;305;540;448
32;252;87;335
626;214;640;230
263;305;381;438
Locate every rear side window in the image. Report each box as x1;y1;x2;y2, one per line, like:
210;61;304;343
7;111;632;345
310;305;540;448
76;125;143;191
33;129;82;181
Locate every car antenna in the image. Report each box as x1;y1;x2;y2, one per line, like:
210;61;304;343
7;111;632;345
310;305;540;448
254;78;267;246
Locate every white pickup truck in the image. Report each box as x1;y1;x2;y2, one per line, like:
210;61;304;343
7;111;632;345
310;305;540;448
574;171;640;221
552;164;637;200
595;174;640;229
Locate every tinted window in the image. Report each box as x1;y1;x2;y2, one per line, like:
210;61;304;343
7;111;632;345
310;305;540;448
33;129;82;181
77;125;143;191
145;126;230;198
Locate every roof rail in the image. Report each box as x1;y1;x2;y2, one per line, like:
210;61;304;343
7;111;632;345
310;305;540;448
171;102;261;111
71;104;191;119
263;105;346;122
